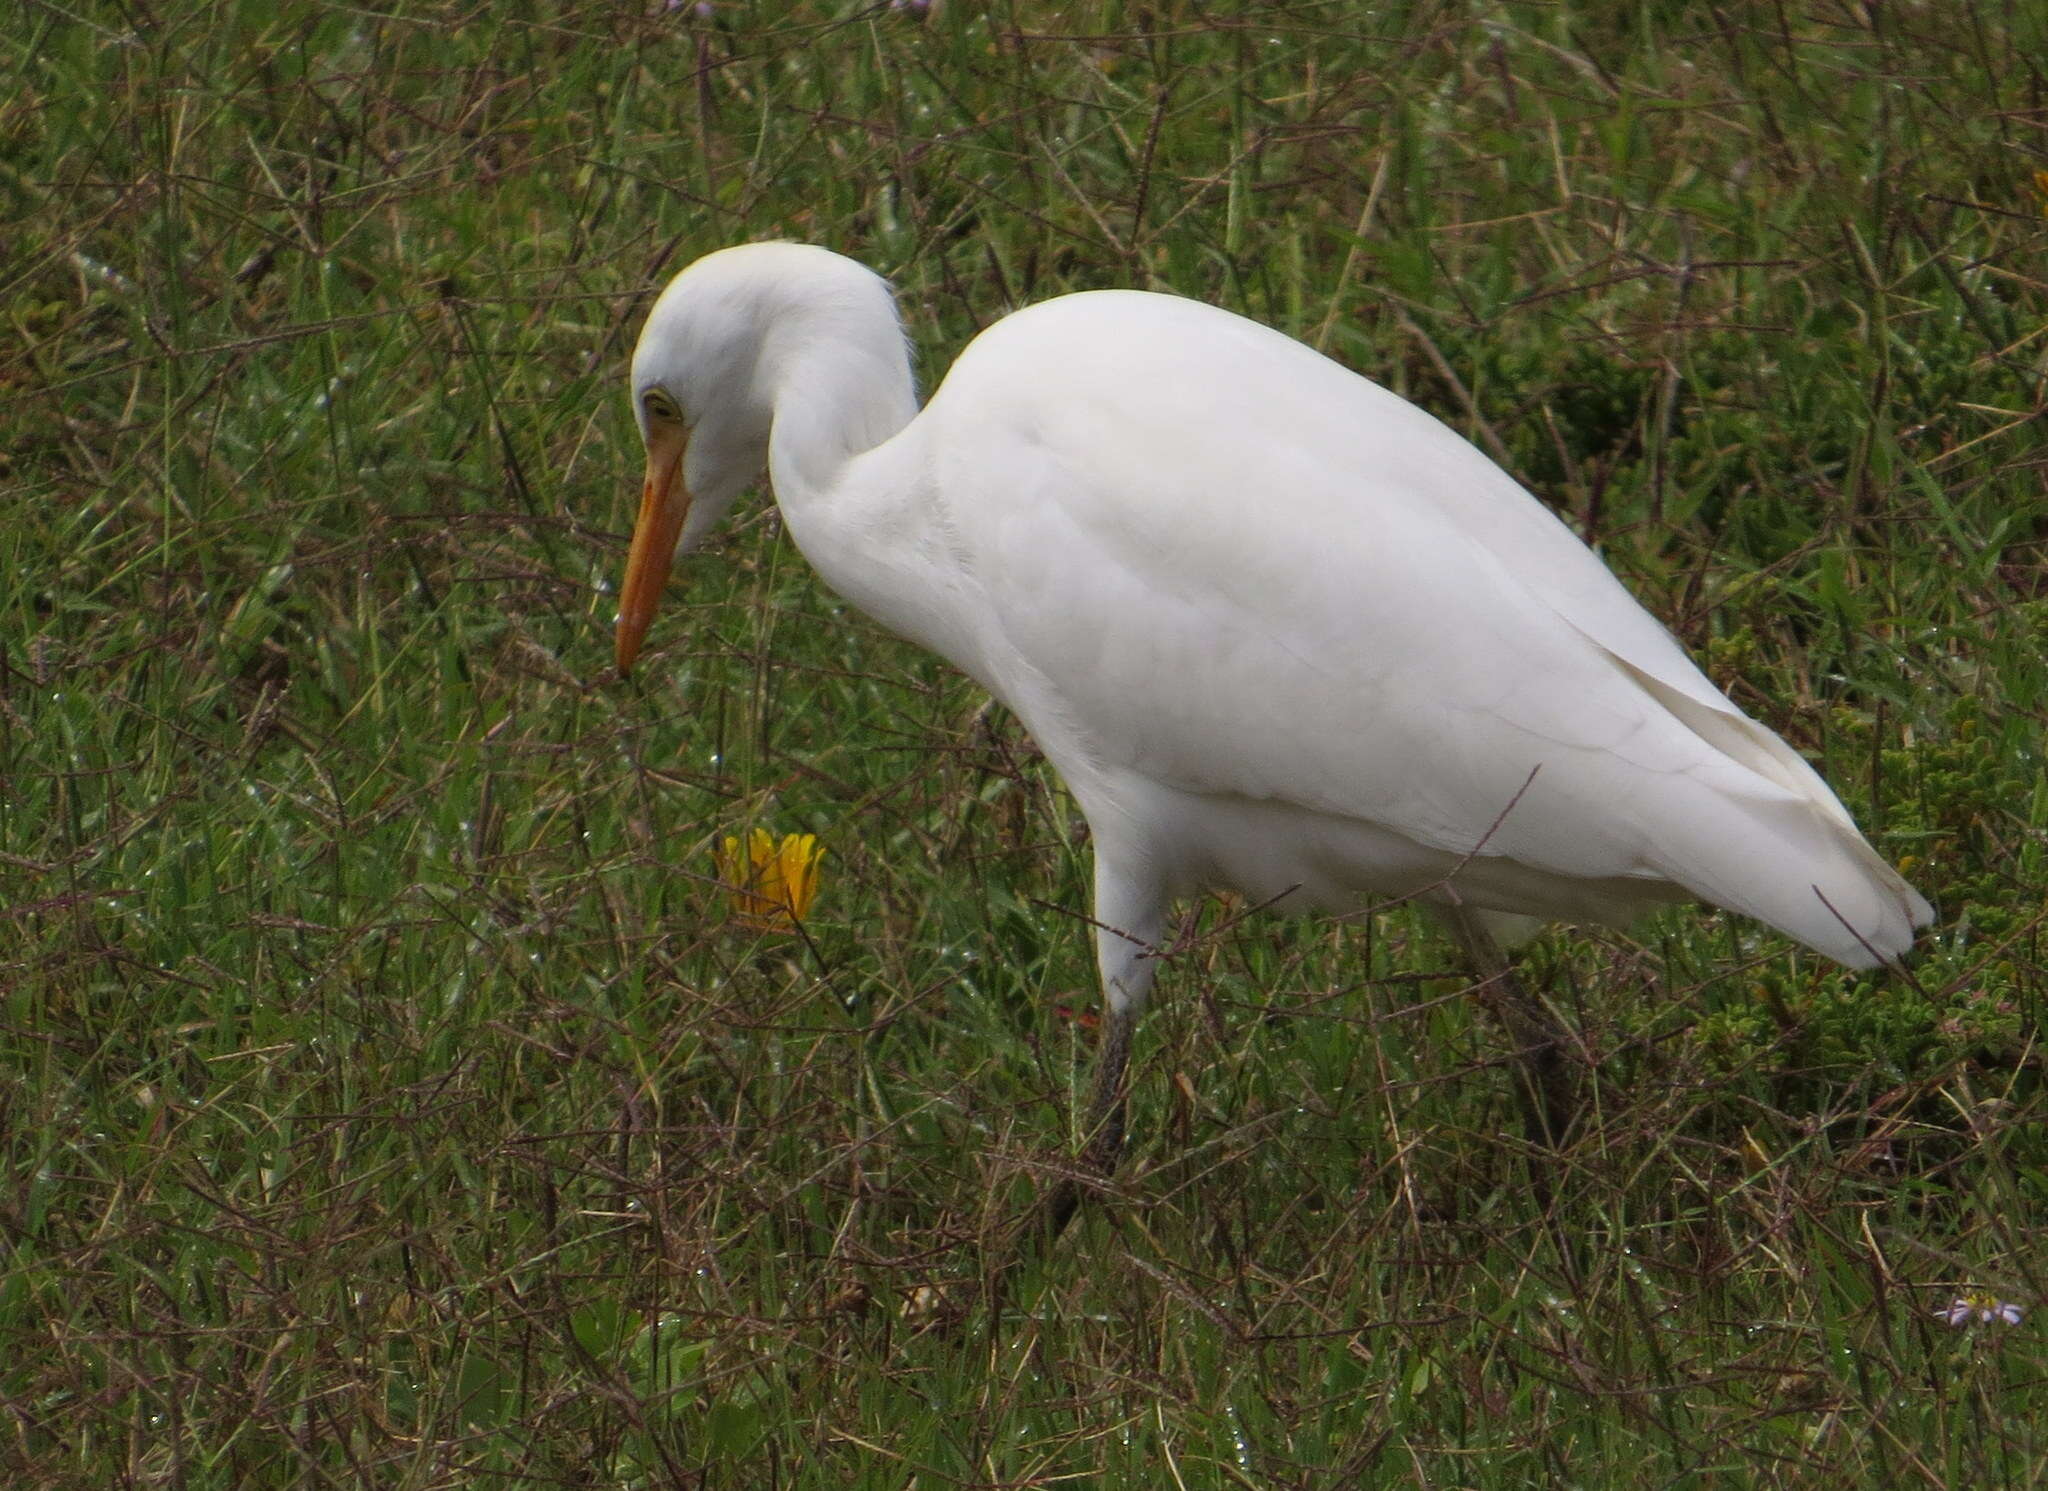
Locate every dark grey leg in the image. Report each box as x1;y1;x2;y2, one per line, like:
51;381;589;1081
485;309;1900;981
1443;907;1577;1148
1037;999;1138;1239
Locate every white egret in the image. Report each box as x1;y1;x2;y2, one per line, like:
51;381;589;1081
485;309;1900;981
615;242;1930;1217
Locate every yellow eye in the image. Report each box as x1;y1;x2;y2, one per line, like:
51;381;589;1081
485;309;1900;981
642;388;681;422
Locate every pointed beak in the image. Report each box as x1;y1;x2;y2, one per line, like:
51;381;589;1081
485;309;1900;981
615;423;689;674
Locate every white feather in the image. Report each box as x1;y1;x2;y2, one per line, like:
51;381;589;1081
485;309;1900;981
624;243;1930;1010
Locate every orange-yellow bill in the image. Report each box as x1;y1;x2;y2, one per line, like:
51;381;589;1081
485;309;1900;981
615;424;689;673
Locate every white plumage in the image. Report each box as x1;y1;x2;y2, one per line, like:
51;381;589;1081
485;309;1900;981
615;242;1930;1182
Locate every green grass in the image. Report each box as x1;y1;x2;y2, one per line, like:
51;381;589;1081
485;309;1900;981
3;1;2046;1485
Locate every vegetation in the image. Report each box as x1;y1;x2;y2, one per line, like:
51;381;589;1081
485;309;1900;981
3;1;2044;1484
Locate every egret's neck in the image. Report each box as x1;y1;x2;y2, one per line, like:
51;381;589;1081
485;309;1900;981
762;312;920;508
756;299;983;680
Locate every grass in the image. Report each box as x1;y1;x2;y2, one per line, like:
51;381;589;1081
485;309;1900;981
2;0;2046;1485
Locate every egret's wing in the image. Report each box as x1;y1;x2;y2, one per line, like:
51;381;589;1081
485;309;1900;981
929;292;1927;964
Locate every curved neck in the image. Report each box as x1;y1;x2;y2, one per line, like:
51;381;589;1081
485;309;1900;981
756;297;978;676
763;307;920;507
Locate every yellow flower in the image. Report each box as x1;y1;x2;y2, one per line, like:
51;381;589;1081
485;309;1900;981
714;829;825;931
2036;170;2048;216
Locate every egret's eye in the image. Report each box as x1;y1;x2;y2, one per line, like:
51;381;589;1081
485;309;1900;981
642;388;682;423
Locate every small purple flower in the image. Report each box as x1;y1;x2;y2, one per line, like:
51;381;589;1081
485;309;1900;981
1935;1292;2025;1327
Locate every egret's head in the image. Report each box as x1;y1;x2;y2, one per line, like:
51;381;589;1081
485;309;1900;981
614;243;907;673
616;251;782;672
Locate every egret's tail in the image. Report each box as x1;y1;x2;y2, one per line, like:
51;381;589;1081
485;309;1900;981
1635;759;1930;970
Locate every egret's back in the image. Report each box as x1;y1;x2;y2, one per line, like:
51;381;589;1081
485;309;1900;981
913;290;1928;967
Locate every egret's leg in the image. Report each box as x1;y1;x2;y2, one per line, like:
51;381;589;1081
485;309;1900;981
1038;1007;1142;1240
1039;853;1163;1238
1442;906;1576;1147
1075;996;1139;1174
